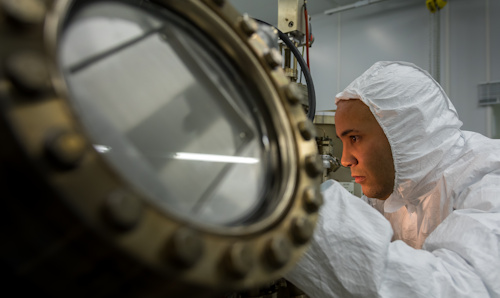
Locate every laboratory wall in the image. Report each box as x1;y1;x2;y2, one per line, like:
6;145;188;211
309;0;500;136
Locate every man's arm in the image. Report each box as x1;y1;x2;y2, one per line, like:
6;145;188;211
285;180;498;297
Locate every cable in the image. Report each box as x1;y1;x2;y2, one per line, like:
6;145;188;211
253;19;316;121
304;2;310;70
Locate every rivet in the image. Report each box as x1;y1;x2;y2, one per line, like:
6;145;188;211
222;243;254;278
167;228;203;268
303;186;323;213
285;83;302;105
305;154;323;177
212;0;225;7
240;14;258;36
5;51;51;94
264;48;282;69
298;120;316;141
264;236;291;269
103;190;143;231
290;217;314;245
44;129;87;169
1;0;46;25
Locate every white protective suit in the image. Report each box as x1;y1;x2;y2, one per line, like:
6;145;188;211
285;61;500;297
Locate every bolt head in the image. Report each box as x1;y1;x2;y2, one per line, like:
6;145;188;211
285;83;302;105
290;217;314;244
265;236;291;269
168;228;204;268
305;154;323;177
5;51;51;94
1;0;46;24
303;186;323;213
103;190;143;231
298;120;316;141
240;14;258;36
44;130;87;169
264;48;282;69
223;243;254;278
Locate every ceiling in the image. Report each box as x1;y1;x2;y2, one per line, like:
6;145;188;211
229;0;361;25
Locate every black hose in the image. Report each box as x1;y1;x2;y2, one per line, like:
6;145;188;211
254;19;316;121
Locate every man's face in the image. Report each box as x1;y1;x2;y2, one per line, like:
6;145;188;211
335;99;395;200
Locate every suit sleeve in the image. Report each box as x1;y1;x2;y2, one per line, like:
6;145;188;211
284;180;498;297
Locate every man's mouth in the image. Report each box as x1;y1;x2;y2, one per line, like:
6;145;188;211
352;176;365;184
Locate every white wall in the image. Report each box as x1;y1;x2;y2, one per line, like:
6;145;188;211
307;0;500;135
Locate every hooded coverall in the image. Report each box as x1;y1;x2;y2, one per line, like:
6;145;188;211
285;61;500;297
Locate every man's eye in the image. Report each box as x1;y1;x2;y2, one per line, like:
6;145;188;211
350;136;358;142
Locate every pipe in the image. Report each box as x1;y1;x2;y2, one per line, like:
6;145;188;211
254;19;317;121
278;28;316;120
324;0;389;15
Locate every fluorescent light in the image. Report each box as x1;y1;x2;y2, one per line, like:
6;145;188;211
94;144;111;153
173;152;259;164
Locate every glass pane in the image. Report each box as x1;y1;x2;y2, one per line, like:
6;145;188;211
59;2;275;226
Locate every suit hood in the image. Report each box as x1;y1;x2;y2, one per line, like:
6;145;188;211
335;61;464;212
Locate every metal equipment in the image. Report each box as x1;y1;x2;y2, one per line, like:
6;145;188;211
275;0;315;121
317;136;341;181
0;0;323;296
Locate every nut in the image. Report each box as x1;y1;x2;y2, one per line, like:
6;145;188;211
222;243;254;278
239;14;258;36
285;83;302;105
298;120;316;141
264;48;282;69
103;190;143;231
290;216;314;244
303;186;323;213
167;228;204;268
305;154;323;177
1;0;46;25
44;129;87;169
264;236;291;269
5;51;51;94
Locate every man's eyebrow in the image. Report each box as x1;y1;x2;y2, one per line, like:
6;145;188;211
337;129;358;138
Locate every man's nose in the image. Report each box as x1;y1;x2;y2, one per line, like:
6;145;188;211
341;149;357;167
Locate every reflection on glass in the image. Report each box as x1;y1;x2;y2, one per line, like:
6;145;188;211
173;152;260;164
59;1;275;226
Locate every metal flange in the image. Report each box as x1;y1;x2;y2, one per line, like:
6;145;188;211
0;0;323;295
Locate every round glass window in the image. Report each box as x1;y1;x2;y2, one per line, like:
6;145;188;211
59;1;280;227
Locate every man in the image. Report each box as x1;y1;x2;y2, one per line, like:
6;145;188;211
285;61;500;297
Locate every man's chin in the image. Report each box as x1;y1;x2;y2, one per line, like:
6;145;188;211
362;188;390;200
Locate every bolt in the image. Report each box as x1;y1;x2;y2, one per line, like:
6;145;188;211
1;0;46;25
288;21;294;28
264;48;282;69
5;51;51;94
44;129;87;169
303;186;323;213
103;190;143;231
285;83;302;105
240;14;258;36
298;120;316;141
305;154;323;177
265;236;291;269
290;216;314;245
167;228;203;268
223;243;254;278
